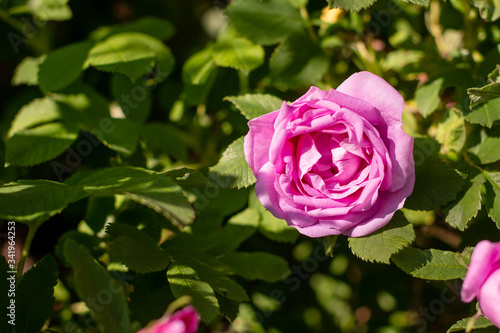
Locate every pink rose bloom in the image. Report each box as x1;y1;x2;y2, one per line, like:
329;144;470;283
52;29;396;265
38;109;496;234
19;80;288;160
138;306;200;333
461;240;500;329
244;71;415;237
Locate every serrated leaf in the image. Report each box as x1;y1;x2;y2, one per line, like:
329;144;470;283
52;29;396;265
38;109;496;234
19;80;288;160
91;17;175;41
415;78;444;118
472;0;500;21
172;252;249;302
468;82;500;108
85;33;158;82
11;56;44;86
348;211;415;264
468;135;500;164
221;252;290;282
7;97;63;138
270;32;329;90
391;247;468;280
167;263;220;324
6;122;79;166
447;316;494;332
398;0;430;6
111;73;152;123
465;98;500;127
28;0;72;21
209;137;256;189
16;255;58;333
444;174;485;231
212;37;264;74
488;65;500;83
107;223;170;273
404;155;464;211
226;0;305;45
435;109;466;153
68;167;195;226
163;168;209;186
328;0;377;10
64;239;130;333
39;41;94;92
0;180;83;224
225;94;283;120
485;171;500;228
140;123;188;161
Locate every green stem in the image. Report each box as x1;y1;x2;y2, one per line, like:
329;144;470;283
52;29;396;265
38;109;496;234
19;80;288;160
465;308;483;333
300;6;319;43
16;222;40;282
237;71;249;95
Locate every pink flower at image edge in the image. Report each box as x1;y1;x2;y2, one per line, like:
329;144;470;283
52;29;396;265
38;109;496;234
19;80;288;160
244;71;415;237
138;306;200;333
461;240;500;329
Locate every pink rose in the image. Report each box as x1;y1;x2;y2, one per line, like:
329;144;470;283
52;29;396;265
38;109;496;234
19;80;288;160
461;240;500;328
244;71;415;237
138;306;200;333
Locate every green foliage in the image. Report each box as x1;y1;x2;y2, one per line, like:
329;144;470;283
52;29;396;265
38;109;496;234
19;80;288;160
465;98;500;128
221;252;291;282
226;0;306;45
436;109;466;153
11;56;43;86
225;93;283;120
348;211;415;264
328;0;377;11
415;78;444;118
448;316;495;332
392;247;468;280
209;137;256;189
16;255;58;333
64;239;130;333
212;37;265;74
485;171;500;228
471;0;500;21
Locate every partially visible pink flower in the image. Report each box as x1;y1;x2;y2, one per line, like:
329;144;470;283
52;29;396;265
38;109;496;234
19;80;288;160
461;240;500;329
139;306;200;333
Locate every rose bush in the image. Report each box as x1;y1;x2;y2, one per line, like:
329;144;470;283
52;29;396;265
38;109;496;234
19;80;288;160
138;306;200;333
461;240;500;329
244;71;415;237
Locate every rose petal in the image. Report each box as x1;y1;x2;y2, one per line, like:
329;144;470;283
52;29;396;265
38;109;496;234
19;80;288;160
336;71;405;126
245;110;279;175
478;269;500;328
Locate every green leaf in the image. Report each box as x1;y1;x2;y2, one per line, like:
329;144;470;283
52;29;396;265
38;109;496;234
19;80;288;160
183;47;217;85
225;94;283;120
404;156;464;211
471;0;500;21
11;56;44;86
68;167;195;227
111;73;152;123
221;252;290;282
0;180;83;224
398;0;430;6
465;98;500;128
55;231;104;266
226;0;305;45
91;17;175;41
415;78;444;118
447;316;494;332
107;223;170;273
468;82;500;108
488;65;500;83
485;171;500;228
29;0;72;21
435;109;466;153
209;137;256;189
328;0;377;11
270;32;329;90
84;196;115;233
444;174;485;231
16;255;58;333
7;97;63;137
348;211;415;264
172;252;249;302
163;168;209;187
39;41;94;92
140;123;188;161
212;37;264;74
85;33;157;82
64;239;130;333
391;247;468;280
468;135;500;164
210;208;259;255
167;263;220;324
6;122;79;166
